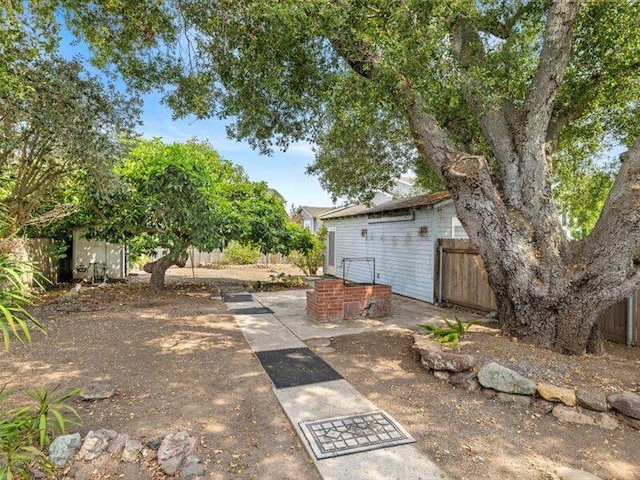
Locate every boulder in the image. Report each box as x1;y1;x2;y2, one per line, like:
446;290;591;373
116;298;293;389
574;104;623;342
607;392;640;419
108;433;129;457
180;457;206;480
78;430;116;460
158;431;197;475
80;382;116;401
552;405;595;426
477;362;536;395
576;388;608;412
449;372;481;392
552;405;618;430
413;336;475;372
49;433;82;466
481;389;497;399
145;434;166;451
537;383;577;406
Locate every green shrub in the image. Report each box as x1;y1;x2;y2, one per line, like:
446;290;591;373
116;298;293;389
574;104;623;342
417;315;476;346
288;226;326;275
221;241;260;265
0;386;82;478
0;256;46;349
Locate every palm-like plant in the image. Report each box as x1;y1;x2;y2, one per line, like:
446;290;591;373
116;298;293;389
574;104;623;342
0;256;45;349
418;315;477;346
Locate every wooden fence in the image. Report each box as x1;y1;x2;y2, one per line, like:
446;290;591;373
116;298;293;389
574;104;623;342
436;238;638;345
437;239;497;312
182;248;287;268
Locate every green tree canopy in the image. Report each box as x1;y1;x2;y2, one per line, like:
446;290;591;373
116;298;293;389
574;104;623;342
0;49;139;234
89;139;310;287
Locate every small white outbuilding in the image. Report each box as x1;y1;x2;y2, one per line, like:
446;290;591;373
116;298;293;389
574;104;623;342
319;192;467;303
72;228;127;281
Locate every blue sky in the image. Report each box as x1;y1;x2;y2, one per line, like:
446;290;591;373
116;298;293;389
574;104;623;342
137;91;335;209
59;32;336;210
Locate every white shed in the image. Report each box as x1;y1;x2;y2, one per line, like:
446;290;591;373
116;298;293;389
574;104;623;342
72;228;127;280
320;192;467;303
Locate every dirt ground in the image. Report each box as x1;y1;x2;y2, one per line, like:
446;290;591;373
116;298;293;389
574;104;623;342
2;265;639;479
0;266;319;480
326;331;640;480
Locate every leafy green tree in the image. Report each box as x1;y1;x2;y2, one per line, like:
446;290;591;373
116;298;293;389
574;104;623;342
90;139;307;288
0;50;139;233
25;1;640;354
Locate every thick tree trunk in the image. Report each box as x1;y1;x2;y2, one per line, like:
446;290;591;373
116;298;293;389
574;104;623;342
143;253;187;289
337;1;640;355
493;281;605;355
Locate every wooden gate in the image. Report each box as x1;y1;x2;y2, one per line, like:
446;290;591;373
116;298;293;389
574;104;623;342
437;239;496;312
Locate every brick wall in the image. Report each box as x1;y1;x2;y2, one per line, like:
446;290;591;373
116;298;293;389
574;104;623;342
307;279;392;322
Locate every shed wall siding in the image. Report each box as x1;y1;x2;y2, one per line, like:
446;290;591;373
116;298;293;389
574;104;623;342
326;209;436;303
72;229;126;280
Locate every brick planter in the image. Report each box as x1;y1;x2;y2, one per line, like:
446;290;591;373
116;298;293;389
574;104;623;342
306;279;392;322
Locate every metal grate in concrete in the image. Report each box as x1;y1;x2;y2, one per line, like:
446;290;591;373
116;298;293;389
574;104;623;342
229;306;274;314
299;410;415;460
223;294;253;303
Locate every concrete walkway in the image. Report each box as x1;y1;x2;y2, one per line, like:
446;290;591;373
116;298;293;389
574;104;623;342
226;289;448;480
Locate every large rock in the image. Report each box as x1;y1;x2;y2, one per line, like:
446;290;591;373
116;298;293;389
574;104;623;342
477;362;536;395
78;430;116;460
80;382;116;401
49;433;82;466
552;405;618;430
552;405;595;426
537;383;577;406
180;457;206;480
145;434;165;451
413;336;476;372
607;392;640;419
576;388;607;412
108;433;129;457
158;431;197;475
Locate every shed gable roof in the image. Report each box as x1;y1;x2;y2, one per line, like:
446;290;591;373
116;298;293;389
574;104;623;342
320;191;451;220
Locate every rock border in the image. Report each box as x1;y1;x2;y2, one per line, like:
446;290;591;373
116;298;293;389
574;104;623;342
412;334;640;431
48;429;205;479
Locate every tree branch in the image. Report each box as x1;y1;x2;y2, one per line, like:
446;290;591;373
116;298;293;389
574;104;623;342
329;38;380;79
451;20;521;205
577;137;640;296
523;1;581;144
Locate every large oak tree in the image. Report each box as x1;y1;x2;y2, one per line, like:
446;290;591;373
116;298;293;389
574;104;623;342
21;1;640;353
